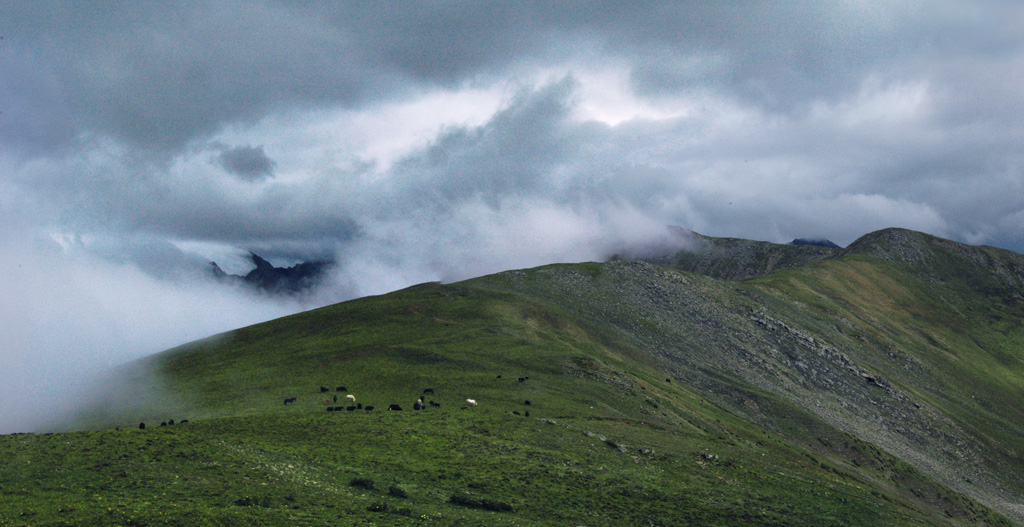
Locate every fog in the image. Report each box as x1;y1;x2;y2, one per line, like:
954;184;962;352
0;231;301;433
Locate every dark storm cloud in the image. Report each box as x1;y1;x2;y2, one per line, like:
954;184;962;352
389;79;588;207
6;1;1024;432
216;145;276;181
5;1;1024;250
4;1;990;154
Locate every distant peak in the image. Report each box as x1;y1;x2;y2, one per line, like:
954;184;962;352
841;228;937;262
789;238;841;249
209;261;228;278
249;252;275;272
211;252;332;295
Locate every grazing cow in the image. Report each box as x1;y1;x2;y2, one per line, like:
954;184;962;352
524;400;531;405
346;394;356;403
333;395;338;403
466;399;477;406
320;386;329;393
160;422;167;427
524;411;529;417
423;388;434;394
327;407;335;412
168;419;175;425
284;397;297;405
364;406;374;411
180;420;189;424
139;422;146;430
496;375;502;378
513;411;521;416
388;404;403;411
347;406;356;411
413;402;422;410
429;401;441;408
336;386;347;392
357;402;363;409
517;377;528;382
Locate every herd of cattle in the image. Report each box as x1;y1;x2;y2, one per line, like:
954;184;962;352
287;385;474;413
135;375;532;430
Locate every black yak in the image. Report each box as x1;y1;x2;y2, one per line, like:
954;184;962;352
388;404;403;411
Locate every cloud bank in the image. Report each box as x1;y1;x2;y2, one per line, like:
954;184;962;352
4;1;1024;431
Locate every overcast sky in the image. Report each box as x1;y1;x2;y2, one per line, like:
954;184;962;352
3;2;1024;431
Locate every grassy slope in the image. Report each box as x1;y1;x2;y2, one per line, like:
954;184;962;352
2;230;1022;526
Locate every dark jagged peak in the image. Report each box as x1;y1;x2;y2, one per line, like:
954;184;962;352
211;252;332;295
789;238;841;249
249;252;275;273
637;227;840;281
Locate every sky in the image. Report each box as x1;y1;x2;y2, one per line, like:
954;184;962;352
3;1;1024;432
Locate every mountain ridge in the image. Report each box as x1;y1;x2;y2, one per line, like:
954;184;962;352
3;227;1023;526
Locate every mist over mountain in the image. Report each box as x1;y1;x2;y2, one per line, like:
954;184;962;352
7;227;1022;526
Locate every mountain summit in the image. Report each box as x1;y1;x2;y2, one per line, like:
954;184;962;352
211;252;331;294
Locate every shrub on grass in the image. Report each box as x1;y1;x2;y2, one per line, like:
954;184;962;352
448;492;513;512
388;485;409;498
350;477;376;490
233;496;273;507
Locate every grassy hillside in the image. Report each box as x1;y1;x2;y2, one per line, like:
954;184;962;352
2;228;1022;526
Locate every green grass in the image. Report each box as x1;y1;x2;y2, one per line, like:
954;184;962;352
1;407;949;526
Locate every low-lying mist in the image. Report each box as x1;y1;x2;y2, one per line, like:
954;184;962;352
0;233;302;434
0;200;696;434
